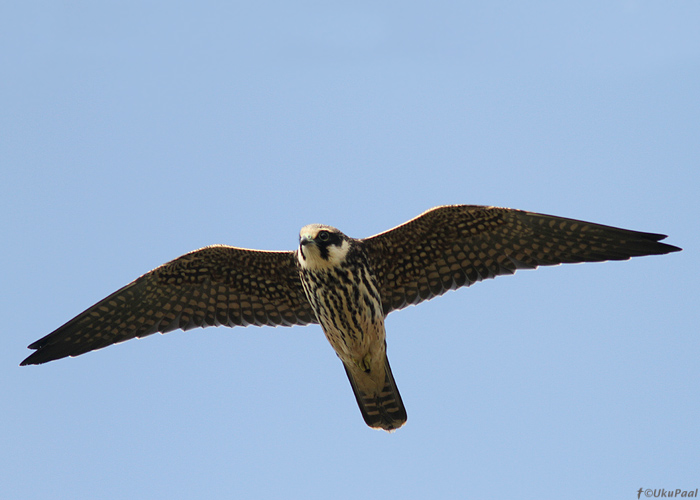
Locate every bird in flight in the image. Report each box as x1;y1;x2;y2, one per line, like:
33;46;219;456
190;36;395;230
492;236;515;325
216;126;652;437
22;205;680;431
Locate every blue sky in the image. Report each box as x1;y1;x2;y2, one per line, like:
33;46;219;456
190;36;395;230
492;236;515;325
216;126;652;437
2;2;698;499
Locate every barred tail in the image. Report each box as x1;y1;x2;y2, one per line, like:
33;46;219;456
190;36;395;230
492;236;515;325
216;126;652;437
343;355;407;432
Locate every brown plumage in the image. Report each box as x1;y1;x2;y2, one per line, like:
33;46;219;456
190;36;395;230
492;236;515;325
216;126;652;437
22;247;317;365
21;205;681;431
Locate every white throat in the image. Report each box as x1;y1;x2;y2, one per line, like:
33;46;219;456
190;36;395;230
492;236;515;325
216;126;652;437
298;239;351;270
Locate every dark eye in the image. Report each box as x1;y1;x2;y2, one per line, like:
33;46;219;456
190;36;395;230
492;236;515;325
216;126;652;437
318;231;330;242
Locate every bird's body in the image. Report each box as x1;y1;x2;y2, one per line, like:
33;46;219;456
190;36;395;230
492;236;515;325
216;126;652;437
297;224;406;430
21;205;681;431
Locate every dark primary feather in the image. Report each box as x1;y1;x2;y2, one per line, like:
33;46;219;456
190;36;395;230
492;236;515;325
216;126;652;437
362;205;681;315
21;245;316;365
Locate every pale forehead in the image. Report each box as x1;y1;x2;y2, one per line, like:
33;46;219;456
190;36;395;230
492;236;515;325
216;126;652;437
299;224;340;238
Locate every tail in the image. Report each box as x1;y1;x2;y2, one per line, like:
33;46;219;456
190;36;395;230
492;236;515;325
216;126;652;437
343;355;407;432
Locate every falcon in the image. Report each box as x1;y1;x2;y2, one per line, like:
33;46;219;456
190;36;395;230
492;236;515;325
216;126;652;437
21;205;681;431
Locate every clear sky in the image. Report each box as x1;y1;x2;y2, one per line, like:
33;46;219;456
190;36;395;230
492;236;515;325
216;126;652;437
2;2;698;499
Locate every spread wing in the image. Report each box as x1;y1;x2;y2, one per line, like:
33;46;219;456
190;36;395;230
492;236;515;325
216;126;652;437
21;245;316;365
362;205;681;315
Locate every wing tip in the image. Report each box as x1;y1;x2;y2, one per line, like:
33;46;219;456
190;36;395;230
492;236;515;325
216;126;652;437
20;351;51;366
27;338;46;350
20;344;71;366
21;337;54;365
21;330;69;365
641;233;682;255
660;243;682;254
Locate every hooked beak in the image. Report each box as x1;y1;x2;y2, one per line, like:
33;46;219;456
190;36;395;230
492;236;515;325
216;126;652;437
299;235;314;261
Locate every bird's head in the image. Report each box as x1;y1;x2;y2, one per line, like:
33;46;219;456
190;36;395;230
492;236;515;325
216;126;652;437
297;224;351;270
